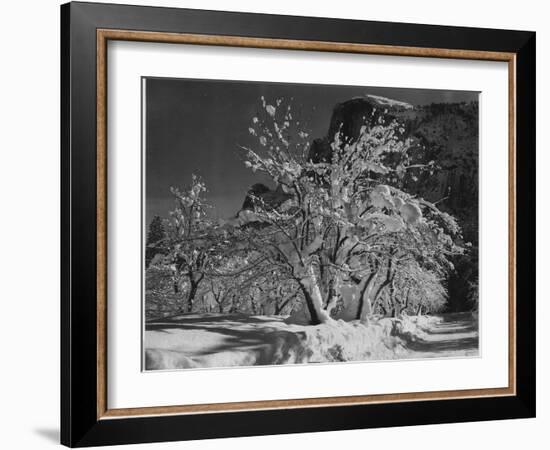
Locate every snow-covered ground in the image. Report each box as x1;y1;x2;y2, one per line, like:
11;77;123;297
144;313;478;370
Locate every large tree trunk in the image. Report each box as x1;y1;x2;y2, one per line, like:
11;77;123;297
298;265;333;325
355;272;377;321
372;257;395;310
186;280;198;313
399;290;411;315
388;279;399;317
372;262;394;316
184;271;204;313
298;283;321;325
372;280;390;312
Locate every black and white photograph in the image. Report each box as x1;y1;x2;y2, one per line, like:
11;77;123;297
0;0;540;446
142;78;480;371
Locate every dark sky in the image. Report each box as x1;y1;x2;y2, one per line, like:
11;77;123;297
145;77;477;225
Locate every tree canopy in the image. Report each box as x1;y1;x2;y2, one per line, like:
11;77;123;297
146;97;466;324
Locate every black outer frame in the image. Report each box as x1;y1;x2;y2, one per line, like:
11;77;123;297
60;1;536;447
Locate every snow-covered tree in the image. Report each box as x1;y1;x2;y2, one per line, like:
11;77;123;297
145;215;166;268
163;175;224;313
144;263;181;319
378;259;447;317
235;97;463;324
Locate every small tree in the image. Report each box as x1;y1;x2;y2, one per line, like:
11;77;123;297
145;263;181;319
164;175;223;313
145;215;166;268
382;259;447;317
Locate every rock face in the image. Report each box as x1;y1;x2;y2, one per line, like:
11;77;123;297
310;97;394;163
308;96;478;235
241;183;291;211
405;101;479;234
308;95;414;163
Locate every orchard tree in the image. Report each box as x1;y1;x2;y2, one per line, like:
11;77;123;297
234;97;463;324
204;279;230;313
164;175;225;313
379;259;447;317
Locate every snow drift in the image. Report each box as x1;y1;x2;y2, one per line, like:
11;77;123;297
144;313;452;371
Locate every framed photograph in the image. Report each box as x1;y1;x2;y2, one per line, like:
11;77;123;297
61;2;535;447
